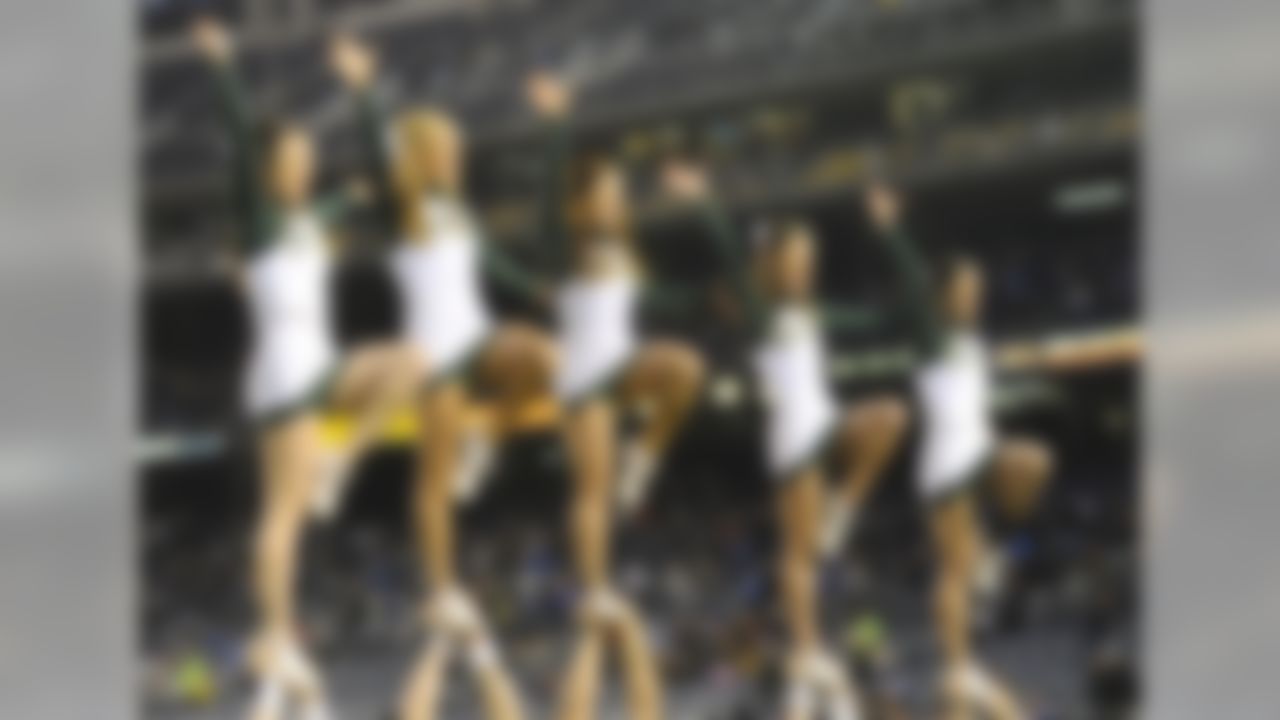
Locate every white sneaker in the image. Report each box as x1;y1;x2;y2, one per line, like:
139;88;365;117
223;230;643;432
453;432;497;506
582;586;627;624
297;698;337;720
616;441;659;517
245;677;286;720
782;676;817;719
973;542;1008;599
278;642;326;703
310;450;357;522
945;662;1020;718
250;637;332;720
429;587;483;637
787;648;859;720
819;499;860;559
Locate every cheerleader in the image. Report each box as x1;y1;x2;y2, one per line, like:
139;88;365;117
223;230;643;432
192;18;425;720
526;72;706;720
328;34;552;720
864;182;1053;720
728;219;908;720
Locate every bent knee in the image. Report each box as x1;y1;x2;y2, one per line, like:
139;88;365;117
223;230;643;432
850;396;908;437
672;347;706;391
1007;439;1054;484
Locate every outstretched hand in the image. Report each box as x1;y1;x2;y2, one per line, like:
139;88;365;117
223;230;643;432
659;157;713;203
863;181;903;235
328;32;377;90
190;16;233;65
524;70;573;120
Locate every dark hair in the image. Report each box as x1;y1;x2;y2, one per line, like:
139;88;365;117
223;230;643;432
567;152;615;198
564;152;629;242
253;116;304;163
752;216;812;255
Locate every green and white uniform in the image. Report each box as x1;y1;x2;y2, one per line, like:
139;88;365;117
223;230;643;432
555;253;641;403
389;197;493;376
205;62;350;423
535;123;725;406
351;91;545;383
754;306;839;478
242;212;337;419
877;228;994;501
714;227;883;482
915;331;994;497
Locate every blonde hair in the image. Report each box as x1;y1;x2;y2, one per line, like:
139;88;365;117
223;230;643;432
392;108;461;238
565;155;634;258
753;218;812;300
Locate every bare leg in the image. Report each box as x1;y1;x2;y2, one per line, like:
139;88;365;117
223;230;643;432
330;342;425;456
249;414;326;720
835;397;908;507
414;382;466;592
929;495;979;717
452;323;558;505
613;598;664;720
465;633;525;720
777;467;836;720
253;416;319;650
563;399;616;591
310;342;425;519
409;377;528;720
778;468;824;655
615;340;705;514
822;396;909;557
986;437;1054;526
478;322;558;418
928;495;1023;720
398;635;453;720
556;628;606;720
620;340;705;457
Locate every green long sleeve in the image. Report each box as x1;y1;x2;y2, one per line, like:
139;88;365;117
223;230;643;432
481;241;549;306
703;204;767;342
535;120;574;278
312;188;361;229
352;89;402;239
877;227;943;359
207;61;276;254
639;281;699;323
821;302;885;336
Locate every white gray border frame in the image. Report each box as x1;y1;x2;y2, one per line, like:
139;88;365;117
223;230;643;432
0;0;134;718
1148;0;1280;717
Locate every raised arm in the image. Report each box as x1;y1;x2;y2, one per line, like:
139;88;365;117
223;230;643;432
524;71;575;279
329;33;402;238
864;182;943;358
655;158;767;340
192;17;272;253
821;302;884;337
480;237;552;309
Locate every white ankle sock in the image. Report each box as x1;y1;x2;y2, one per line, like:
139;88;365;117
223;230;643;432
310;450;355;522
616;441;659;516
454;433;496;506
247;678;286;720
820;499;860;559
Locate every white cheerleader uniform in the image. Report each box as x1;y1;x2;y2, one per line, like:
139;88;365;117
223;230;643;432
242;211;338;422
753;306;839;480
914;331;995;501
555;243;639;405
390;196;493;382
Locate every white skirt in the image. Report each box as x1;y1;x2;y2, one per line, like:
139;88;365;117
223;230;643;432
244;329;336;420
555;276;639;403
914;335;994;499
241;229;337;420
753;310;839;479
391;238;493;376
